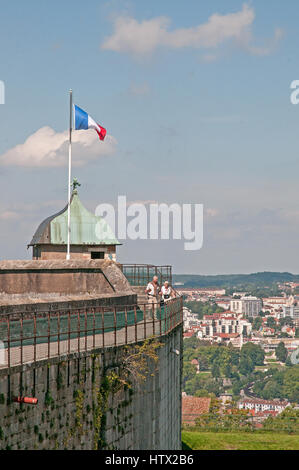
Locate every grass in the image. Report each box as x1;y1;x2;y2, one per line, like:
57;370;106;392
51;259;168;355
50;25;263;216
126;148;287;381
197;372;211;378
182;431;299;450
255;364;284;371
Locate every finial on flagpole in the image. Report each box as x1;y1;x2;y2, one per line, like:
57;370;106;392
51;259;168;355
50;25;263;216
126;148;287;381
72;177;81;193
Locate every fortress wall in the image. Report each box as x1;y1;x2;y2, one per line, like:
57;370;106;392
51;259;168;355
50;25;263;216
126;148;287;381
0;294;137;316
0;325;182;450
0;271;113;296
0;260;134;298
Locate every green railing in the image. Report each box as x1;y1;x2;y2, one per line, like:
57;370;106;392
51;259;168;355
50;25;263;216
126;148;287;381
0;297;183;370
120;264;172;287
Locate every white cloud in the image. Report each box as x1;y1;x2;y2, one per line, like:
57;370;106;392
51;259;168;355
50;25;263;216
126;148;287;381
101;4;282;57
0;127;117;168
238;26;284;56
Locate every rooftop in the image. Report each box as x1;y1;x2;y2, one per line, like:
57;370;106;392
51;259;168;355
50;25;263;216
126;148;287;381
182;396;211;425
29;190;120;247
240;398;290;406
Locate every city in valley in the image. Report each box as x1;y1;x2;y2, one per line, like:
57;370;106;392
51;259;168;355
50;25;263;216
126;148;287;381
179;275;299;442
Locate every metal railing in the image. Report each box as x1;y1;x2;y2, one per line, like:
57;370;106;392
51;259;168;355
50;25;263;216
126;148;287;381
0;297;183;370
120;264;172;287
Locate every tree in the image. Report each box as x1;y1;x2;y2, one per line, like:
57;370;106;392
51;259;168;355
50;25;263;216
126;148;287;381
232;381;242;396
253;317;263;331
211;363;220;379
182;363;197;387
282;366;299;402
264;407;299;433
276;342;288;363
224;363;233;378
184;336;199;350
241;343;264;366
280;317;294;328
267;317;276;329
183;301;225;320
198;356;209;371
239;356;254;375
262;380;282;399
195;390;215;398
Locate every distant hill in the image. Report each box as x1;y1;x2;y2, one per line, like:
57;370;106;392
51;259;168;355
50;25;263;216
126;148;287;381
173;272;299;288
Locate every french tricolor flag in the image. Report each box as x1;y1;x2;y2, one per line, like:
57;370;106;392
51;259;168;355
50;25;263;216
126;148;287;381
74;105;107;141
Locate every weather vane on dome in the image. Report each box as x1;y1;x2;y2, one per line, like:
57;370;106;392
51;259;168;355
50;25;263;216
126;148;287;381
72;177;81;192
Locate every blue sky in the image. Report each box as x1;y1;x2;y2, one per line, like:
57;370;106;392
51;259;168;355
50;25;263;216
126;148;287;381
0;0;299;274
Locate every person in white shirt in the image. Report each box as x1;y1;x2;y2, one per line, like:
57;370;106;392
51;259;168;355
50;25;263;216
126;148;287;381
145;276;160;319
161;281;174;304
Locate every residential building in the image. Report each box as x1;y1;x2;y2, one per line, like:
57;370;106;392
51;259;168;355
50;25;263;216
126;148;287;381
283;305;299;320
196;311;252;345
230;296;262;318
238;398;290;415
183;307;202;331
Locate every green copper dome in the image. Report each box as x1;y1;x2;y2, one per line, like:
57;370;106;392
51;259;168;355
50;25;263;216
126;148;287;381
29;191;120;246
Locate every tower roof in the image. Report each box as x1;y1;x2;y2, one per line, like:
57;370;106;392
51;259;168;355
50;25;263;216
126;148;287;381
29;191;120;246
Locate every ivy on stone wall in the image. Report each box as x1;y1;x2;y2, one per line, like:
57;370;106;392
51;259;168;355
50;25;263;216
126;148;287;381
92;338;163;450
0;338;164;450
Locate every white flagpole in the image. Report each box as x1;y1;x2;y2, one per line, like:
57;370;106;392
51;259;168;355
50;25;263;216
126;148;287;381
66;89;73;260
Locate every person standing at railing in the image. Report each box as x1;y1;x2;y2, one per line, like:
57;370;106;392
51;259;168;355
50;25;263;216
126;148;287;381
161;281;175;304
145;276;161;320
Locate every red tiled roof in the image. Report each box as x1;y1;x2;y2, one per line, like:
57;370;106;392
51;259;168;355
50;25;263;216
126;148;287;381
204;311;238;321
182;396;211;425
204;314;222;319
255;410;279;417
214;333;239;339
184;331;195;338
240;398;289;406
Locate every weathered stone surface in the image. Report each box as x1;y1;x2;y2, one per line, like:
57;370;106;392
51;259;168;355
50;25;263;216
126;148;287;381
0;260;134;299
0;326;182;450
0;293;137;315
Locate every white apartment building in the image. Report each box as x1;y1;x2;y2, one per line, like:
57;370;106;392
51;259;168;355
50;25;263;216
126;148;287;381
282;305;299;320
230;296;262;318
238;399;290;414
183;308;201;331
198;312;252;338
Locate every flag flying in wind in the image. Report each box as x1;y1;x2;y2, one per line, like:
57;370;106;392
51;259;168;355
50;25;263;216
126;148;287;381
74;105;107;141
